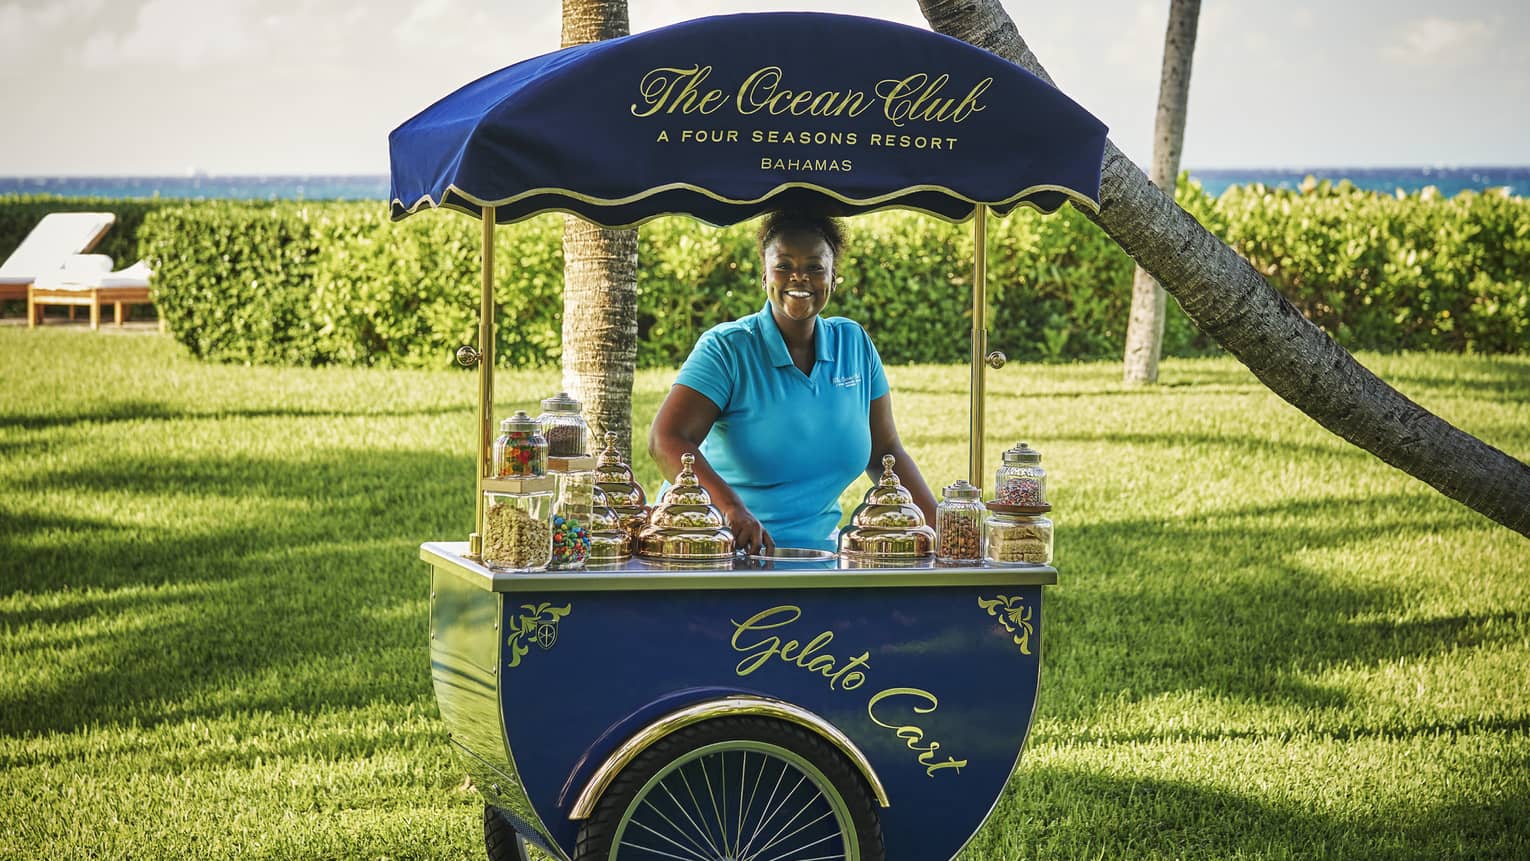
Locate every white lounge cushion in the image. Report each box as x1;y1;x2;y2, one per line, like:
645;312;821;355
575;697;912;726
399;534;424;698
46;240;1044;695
0;212;116;280
34;259;153;291
98;260;153;288
60;253;114;273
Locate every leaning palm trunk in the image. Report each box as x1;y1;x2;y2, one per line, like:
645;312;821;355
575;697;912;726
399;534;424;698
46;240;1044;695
918;0;1530;536
1123;0;1200;385
560;0;639;459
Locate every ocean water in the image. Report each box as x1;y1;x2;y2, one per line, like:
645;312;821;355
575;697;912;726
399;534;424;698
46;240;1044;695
1188;166;1530;199
1;167;1526;201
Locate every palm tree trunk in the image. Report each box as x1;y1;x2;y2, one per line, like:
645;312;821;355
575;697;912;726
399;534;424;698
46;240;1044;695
918;0;1530;536
560;1;639;459
1124;0;1200;385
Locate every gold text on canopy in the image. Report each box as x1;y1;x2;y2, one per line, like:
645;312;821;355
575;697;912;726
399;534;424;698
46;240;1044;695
631;65;992;127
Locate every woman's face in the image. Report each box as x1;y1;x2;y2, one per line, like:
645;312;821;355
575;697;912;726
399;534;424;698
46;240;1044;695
763;228;835;323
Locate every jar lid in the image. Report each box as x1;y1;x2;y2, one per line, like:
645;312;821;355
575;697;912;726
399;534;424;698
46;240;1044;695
1001;441;1042;465
500;410;540;433
942;479;982;501
540;391;582;414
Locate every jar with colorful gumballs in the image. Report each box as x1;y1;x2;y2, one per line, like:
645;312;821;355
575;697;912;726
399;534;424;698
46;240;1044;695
548;460;595;570
493;411;548;477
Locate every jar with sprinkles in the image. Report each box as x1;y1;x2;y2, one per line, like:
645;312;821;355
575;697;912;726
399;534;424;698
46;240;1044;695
994;442;1047;507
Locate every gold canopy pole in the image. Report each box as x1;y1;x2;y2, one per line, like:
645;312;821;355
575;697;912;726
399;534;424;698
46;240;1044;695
471;205;496;557
969;205;988;488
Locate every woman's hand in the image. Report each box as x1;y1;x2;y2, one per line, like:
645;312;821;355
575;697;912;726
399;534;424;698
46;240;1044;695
650;384;773;554
721;502;775;557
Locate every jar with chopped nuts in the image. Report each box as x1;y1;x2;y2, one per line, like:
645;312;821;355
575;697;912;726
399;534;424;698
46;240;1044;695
936;479;985;563
983;511;1053;566
481;476;555;572
994;442;1047;507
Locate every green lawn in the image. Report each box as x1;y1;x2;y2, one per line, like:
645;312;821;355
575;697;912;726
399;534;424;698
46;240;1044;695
2;326;1527;860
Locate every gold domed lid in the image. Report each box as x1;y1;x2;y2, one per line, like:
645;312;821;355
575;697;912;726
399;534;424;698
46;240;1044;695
838;454;934;558
586;487;632;562
849;455;927;528
589;486;622;533
593;431;648;508
636;452;734;561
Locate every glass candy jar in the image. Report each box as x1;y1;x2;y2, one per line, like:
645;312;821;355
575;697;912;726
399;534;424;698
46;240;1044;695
983;510;1053;566
548;454;596;570
936;479;985;563
493;411;548;477
481;475;556;572
994;442;1047;507
537;391;590;457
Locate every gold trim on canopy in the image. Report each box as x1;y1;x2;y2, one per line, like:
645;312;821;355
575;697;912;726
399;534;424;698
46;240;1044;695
392;179;1101;229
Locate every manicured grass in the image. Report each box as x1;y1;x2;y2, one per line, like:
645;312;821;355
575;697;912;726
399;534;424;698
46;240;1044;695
2;326;1527;860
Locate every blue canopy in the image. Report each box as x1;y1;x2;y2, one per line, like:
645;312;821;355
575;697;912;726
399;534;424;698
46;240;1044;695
389;12;1107;227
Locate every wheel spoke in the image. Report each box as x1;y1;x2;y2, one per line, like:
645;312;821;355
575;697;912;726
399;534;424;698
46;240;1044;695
636;796;716;861
668;768;725;859
620;815;715;861
698;748;729;856
736;751;747;859
679;761;725;856
615;833;715;861
750;811;840;861
744;776;814;861
738;756;792;859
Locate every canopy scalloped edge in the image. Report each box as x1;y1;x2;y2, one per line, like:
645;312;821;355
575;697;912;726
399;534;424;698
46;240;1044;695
390;180;1101;229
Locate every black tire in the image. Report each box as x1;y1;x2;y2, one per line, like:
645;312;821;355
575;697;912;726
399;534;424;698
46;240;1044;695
484;805;531;861
574;716;885;861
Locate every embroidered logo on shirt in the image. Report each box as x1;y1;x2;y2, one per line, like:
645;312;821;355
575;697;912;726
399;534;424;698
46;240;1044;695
831;374;862;388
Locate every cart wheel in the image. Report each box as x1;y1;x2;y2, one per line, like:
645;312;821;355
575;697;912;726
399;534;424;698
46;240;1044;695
484;805;532;861
574;716;884;861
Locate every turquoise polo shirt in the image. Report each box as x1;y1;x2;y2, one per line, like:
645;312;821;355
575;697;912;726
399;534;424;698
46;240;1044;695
671;302;890;550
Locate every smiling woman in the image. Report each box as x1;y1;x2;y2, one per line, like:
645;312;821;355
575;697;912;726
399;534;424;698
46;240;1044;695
647;209;938;555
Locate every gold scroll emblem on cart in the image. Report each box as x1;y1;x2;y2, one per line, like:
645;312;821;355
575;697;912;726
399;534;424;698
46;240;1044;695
978;594;1033;655
506;602;572;668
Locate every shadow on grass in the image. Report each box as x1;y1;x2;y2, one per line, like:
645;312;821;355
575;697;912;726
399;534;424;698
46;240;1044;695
1038;493;1516;721
0;400;469;431
907;428;1370;463
895;382;1268;400
0;448;474;737
962;765;1530;860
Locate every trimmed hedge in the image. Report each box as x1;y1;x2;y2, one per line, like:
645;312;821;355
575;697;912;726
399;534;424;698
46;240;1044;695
4;179;1526;366
1217;181;1530;353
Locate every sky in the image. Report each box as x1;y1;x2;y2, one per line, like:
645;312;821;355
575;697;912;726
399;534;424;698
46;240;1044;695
1;0;1527;175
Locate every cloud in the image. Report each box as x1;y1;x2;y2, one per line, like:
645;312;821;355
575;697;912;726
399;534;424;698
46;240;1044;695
1383;16;1494;65
79;0;265;68
0;0;106;57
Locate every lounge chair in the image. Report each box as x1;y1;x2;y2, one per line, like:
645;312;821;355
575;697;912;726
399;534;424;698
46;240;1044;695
29;253;158;331
0;212;117;307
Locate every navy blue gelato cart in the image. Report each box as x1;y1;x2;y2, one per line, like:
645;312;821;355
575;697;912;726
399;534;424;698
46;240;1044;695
424;548;1054;860
390;12;1106;860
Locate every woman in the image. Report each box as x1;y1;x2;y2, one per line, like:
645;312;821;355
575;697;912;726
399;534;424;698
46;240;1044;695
648;210;936;555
